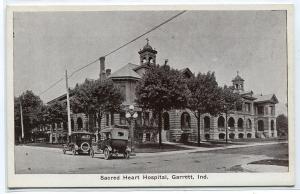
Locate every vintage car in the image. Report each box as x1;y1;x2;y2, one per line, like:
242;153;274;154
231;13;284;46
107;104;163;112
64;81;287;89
62;131;94;155
90;127;131;160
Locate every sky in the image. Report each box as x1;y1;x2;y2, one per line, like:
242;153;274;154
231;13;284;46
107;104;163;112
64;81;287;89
13;10;288;115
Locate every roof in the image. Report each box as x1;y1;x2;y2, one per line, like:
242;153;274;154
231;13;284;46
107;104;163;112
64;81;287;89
138;40;157;54
108;63;141;80
254;94;279;104
232;74;244;82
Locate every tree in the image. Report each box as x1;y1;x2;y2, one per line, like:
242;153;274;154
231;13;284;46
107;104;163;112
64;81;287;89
14;90;44;142
276;114;288;137
71;79;97;131
71;79;123;134
45;101;67;127
136;64;190;146
187;72;224;146
220;85;243;143
93;79;123;135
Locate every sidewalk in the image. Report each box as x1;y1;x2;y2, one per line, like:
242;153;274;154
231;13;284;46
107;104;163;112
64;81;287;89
137;141;287;157
241;164;288;172
18;141;287;157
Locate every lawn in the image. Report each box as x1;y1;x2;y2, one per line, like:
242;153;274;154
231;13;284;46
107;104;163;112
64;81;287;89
193;143;289;160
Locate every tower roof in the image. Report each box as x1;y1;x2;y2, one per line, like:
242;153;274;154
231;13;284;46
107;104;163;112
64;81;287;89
232;71;244;82
138;38;157;54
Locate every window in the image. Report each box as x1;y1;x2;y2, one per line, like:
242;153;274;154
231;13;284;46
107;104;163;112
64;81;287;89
219;133;225;139
245;103;251;112
238;118;243;129
146;133;151;141
117;132;124;136
228;117;235;128
163;112;170;130
106;114;109;126
111;113;114;125
218;116;225;128
77;117;83;130
119;85;126;100
205;134;210;140
229;133;235;139
271;120;275;131
258;120;264;131
120;112;126;125
246;119;252;129
238;133;244;139
257;106;264;115
270;106;275;116
181;112;191;129
204;116;210;129
265;107;268;115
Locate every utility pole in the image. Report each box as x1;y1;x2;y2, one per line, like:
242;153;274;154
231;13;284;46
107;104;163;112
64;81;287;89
65;69;72;140
19;96;24;143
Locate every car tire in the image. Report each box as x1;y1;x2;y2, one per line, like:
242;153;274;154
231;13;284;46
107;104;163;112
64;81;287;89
90;149;94;158
123;151;130;159
72;148;76;156
104;148;111;160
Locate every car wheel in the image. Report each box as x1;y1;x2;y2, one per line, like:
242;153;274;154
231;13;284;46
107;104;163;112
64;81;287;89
63;149;66;154
123;151;130;159
90;149;94;158
104;148;111;160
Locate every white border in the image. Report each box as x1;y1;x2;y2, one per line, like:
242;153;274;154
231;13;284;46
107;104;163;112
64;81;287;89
5;4;295;188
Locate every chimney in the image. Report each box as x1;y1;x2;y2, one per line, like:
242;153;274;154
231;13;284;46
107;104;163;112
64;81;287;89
99;57;106;81
106;69;111;77
164;59;168;66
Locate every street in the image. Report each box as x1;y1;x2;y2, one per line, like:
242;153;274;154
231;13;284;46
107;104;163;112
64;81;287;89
15;143;288;174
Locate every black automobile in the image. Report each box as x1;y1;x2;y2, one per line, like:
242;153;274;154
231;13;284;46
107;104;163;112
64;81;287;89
90;127;131;160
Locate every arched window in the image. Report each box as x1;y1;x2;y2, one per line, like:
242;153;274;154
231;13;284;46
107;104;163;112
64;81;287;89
271;120;274;131
204;116;210;129
246;119;252;129
181;112;191;129
238;118;243;129
219;133;225;140
229;133;235;139
228;117;235;128
238;133;244;139
163;112;170;130
247;133;252;138
218;116;225;128
77;117;83;130
205;134;210;140
258;120;264;131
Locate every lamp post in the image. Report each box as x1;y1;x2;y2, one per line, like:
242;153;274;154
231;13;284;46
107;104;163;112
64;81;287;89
224;104;228;144
126;105;138;155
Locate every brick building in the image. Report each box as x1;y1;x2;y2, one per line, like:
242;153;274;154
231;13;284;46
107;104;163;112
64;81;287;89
48;40;278;143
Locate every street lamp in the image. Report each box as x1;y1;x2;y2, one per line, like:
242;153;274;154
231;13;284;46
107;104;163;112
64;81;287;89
126;105;138;155
224;104;228;144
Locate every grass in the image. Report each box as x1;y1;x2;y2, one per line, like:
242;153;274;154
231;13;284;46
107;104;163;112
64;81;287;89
193;143;288;159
